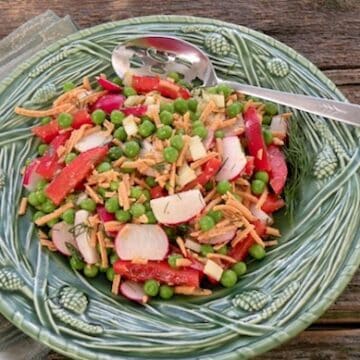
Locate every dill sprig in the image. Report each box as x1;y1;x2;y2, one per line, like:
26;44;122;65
283;116;313;220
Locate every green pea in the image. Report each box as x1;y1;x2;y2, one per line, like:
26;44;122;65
61;208;75;224
37;144;48;156
174;98;188;114
130;203;145;218
187;98;198;112
226;102;243;118
36;179;48;191
216;180;231;195
206;86;218;94
163;146;179;163
108;146;123;160
208;210;223;223
144;201;152;211
199;215;215;232
105;197;120;213
110;110;125;125
145;176;156;187
112;77;123;86
63;81;75;92
231;261;247;276
215;130;225;139
156;125;172;140
97;187;107;198
263;129;273;145
130;186;143;199
42;199;57;213
168;254;182;268
123;86;137;97
192;125;208;139
142;189;151;201
160;102;174;113
106;267;115;281
114;126;127;141
41;117;51;125
96;162;111;173
33;211;45;222
159;285;174;300
57;112;73;128
46;218;58;228
84;264;99;278
177;79;191;89
35;190;47;204
249;244;266;260
110;181;119;191
80;198;96;212
115;209;131;223
190;111;199;122
251;179;266;195
167;71;181;82
170;135;184;150
216;84;232;98
200;244;214;257
217;245;228;255
70;256;85;271
110;253;119;265
64;152;77;164
220;269;238;288
28;192;40;207
262;114;272;126
192;120;204;128
123;141;140;158
254;171;269;184
146;210;157;224
120;167;135;174
264;102;278;116
138;119;155;138
143;279;160;296
159;110;173;126
91;109;106;125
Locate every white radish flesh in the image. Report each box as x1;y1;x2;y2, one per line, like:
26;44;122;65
115;224;168;261
270;115;287;138
215;136;247;181
74;210;99;264
185;239;201;253
23;160;43;191
52;221;78;256
75;131;112;153
250;205;273;225
223;114;245;136
120;280;148;303
206;229;237;245
150;189;205;225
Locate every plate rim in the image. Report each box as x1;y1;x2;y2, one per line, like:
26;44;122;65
0;14;358;360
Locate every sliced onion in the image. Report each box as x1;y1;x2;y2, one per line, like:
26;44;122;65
52;221;78;256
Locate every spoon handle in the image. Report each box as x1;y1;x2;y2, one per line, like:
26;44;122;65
220;81;360;127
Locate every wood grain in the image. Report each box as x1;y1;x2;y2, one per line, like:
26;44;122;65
0;0;358;358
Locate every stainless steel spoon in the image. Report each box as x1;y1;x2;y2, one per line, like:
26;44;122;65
112;35;360;127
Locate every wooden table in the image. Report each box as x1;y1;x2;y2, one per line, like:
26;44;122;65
0;1;359;358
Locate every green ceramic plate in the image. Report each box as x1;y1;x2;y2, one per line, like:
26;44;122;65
0;15;359;360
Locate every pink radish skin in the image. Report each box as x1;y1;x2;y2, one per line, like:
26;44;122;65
96;77;122;92
121;105;148;117
198;229;237;245
120;280;148;303
115;224;169;261
203;128;214;150
215;136;247;181
93;94;125;114
97;206;118;237
52;221;78;256
23;160;43;191
150;190;205;225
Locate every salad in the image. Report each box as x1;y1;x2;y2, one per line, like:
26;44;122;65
17;72;289;303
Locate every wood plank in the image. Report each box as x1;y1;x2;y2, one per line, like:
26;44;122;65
0;1;359;69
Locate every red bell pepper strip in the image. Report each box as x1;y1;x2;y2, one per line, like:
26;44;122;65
35;132;70;179
132;75;160;93
45;146;107;205
150;185;167;199
261;194;285;214
183;157;222;190
114;260;201;287
267;145;288;195
96;77;122;92
243;156;255;177
72;110;93;129
32;119;59;143
244;106;271;171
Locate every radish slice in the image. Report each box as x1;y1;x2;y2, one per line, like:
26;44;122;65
203;128;214;150
215;136;247;181
93;94;125;114
150;189;205;225
205;229;237;245
250;205;273;225
97;206;115;222
115;224;168;260
75;131;112;153
52;221;78;256
120;280;148;303
223;115;245;136
122;105;148;117
96;77;122;92
23;160;43;191
270;115;287;138
74;210;99;264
